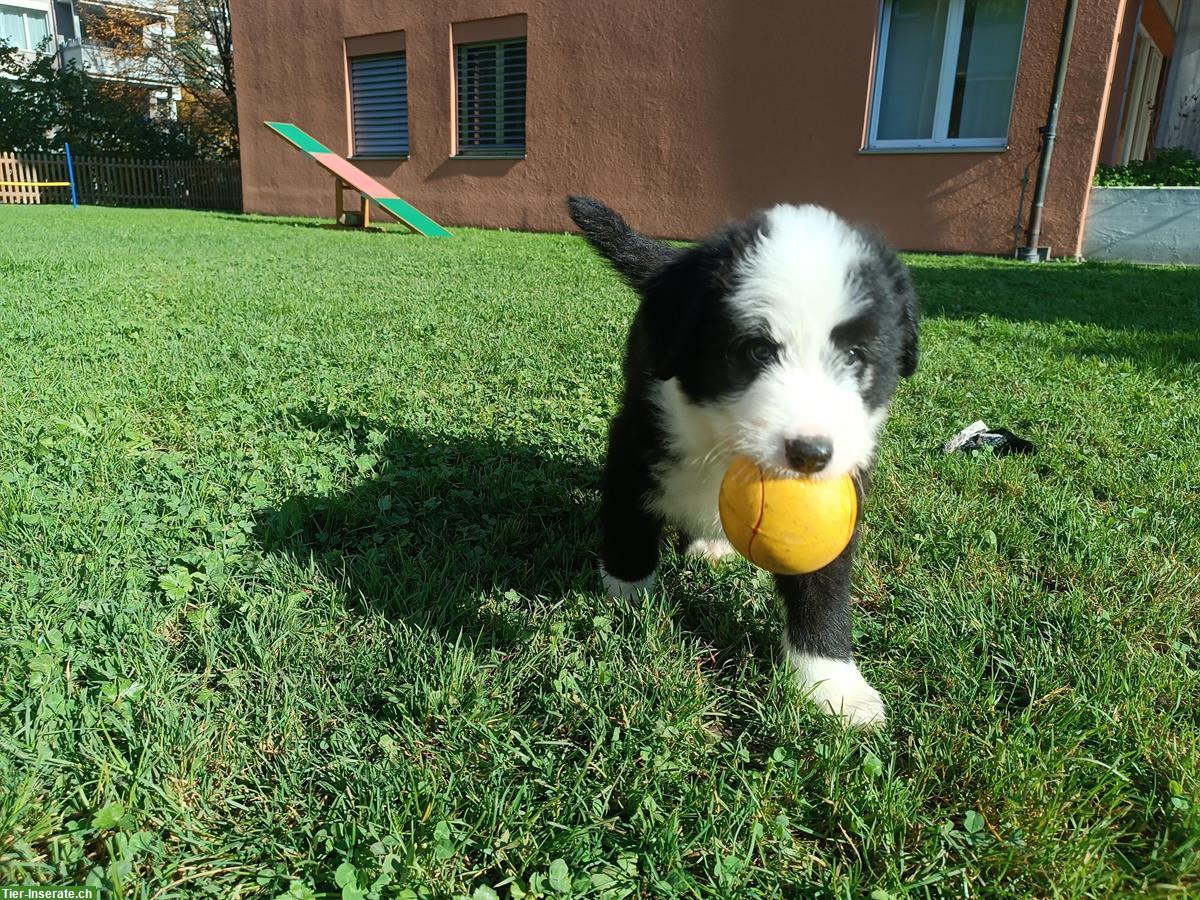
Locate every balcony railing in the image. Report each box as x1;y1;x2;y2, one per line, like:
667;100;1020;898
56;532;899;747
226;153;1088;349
57;37;171;84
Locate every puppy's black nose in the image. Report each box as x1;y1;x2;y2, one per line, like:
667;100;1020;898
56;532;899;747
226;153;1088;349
784;436;833;474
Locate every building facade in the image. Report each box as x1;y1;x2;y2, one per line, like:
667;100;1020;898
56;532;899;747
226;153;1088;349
230;0;1197;255
1098;0;1198;163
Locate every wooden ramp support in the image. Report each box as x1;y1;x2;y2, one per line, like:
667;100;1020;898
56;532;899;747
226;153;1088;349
264;121;452;237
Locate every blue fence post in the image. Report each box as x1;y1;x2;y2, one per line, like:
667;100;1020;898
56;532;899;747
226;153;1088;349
64;142;78;209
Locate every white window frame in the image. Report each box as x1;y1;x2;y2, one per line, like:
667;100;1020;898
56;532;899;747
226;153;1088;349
866;0;1028;151
1117;24;1164;165
1;1;53;54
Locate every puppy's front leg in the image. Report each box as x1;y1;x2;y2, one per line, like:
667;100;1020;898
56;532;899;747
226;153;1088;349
776;547;885;727
599;414;662;599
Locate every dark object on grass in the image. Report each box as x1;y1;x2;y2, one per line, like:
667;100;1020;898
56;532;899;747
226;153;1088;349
943;421;1037;456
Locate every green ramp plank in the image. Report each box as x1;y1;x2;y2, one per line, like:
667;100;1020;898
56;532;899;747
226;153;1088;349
376;198;453;238
265;121;332;155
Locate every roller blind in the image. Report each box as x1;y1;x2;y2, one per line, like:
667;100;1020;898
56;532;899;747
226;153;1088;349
350;53;409;157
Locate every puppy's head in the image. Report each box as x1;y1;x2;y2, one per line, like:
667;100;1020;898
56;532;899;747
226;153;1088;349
568;197;918;478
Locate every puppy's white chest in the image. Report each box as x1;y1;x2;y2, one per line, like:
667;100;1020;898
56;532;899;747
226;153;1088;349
646;379;731;541
650;455;728;541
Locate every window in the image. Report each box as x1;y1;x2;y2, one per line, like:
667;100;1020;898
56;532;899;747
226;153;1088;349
455;37;526;157
349;53;409;157
868;0;1026;149
1;4;52;52
1115;26;1164;164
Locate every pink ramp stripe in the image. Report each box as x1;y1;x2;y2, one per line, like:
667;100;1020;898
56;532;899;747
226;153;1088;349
310;152;399;201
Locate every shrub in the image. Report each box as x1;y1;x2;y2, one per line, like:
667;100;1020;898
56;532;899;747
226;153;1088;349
0;43;230;159
1093;147;1200;187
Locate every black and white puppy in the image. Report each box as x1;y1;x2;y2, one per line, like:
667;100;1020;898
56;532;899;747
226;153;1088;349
568;196;918;727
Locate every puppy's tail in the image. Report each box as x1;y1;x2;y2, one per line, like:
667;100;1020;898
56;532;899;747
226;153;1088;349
567;196;676;286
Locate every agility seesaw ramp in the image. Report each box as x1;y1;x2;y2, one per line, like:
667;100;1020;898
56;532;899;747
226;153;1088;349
264;121;451;237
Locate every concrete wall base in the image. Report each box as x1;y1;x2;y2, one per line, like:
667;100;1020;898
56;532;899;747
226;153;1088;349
1083;186;1200;264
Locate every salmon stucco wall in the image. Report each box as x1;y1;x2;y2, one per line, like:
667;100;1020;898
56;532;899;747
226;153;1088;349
231;0;1126;255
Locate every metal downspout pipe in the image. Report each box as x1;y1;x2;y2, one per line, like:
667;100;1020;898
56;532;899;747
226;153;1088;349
1019;0;1080;262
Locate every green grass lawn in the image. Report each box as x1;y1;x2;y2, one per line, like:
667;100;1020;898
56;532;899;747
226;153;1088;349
1;206;1198;898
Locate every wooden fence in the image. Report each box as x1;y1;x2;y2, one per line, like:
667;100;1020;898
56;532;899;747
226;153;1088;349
0;153;241;210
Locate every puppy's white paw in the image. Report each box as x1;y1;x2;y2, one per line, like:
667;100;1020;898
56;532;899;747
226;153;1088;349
684;537;736;563
788;651;887;729
600;567;656;600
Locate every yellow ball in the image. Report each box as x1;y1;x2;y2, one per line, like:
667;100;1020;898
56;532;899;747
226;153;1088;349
718;455;858;575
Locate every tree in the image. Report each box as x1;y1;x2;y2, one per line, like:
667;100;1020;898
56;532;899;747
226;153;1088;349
168;0;237;154
71;0;238;156
0;48;59;152
0;43;211;158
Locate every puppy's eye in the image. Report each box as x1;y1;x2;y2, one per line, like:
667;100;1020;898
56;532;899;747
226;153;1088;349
846;346;867;367
745;339;779;365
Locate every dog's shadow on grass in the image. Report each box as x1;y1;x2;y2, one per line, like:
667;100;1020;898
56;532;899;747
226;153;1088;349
253;410;771;654
252;411;598;645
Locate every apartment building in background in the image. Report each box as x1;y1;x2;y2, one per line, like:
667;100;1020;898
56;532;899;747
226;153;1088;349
1;0;181;116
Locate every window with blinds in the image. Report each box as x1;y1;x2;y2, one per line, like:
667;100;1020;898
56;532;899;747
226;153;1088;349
455;37;526;157
349;53;409;157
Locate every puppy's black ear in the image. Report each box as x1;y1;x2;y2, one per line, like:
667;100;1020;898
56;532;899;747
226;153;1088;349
567;196;677;286
637;214;765;382
636;253;706;380
892;260;920;378
862;229;920;378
